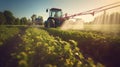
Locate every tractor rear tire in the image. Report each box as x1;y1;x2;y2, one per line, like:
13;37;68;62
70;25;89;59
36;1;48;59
47;19;55;28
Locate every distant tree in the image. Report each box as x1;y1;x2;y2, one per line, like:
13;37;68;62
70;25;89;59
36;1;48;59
31;14;37;22
14;18;20;25
3;10;15;25
0;12;6;25
20;17;28;25
38;16;43;25
27;19;32;25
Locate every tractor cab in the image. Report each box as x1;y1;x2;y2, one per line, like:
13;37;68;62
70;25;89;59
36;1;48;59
49;8;62;18
45;8;64;28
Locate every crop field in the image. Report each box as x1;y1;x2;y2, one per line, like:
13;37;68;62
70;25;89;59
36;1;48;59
0;0;120;67
0;25;120;67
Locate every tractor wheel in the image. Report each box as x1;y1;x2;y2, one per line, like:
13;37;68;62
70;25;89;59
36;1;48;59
47;19;55;28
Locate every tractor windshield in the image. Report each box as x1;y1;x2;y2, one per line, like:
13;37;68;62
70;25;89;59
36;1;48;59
50;10;62;18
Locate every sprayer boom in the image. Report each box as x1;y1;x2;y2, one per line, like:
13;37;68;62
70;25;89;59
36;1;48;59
65;1;120;18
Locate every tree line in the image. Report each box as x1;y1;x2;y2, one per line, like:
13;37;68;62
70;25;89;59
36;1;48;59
0;10;43;25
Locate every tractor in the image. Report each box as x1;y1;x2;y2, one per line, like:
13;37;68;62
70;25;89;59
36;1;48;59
44;8;66;28
44;3;119;28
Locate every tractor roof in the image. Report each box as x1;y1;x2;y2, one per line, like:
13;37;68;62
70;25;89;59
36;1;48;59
50;8;62;11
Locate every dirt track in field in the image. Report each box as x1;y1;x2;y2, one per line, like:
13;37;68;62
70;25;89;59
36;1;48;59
0;27;26;67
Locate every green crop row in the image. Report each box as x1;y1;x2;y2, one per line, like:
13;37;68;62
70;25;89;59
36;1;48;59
0;26;19;46
13;28;103;67
42;28;120;67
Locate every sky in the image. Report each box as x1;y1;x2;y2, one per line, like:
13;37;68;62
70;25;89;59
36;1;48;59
0;0;120;22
